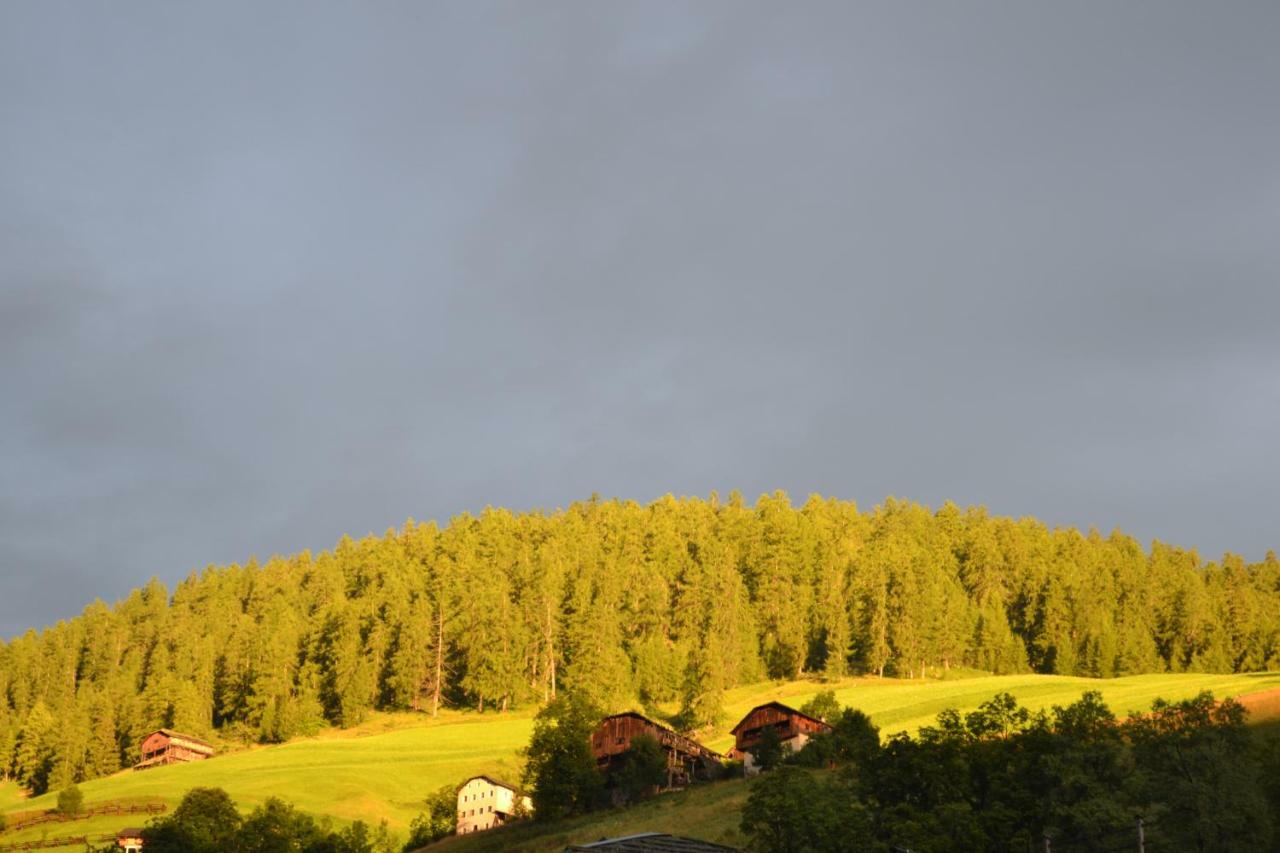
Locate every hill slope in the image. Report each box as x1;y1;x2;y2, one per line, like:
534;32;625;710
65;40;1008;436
6;494;1280;810
4;671;1279;848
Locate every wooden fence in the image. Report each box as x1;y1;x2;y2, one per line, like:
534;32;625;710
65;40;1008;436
3;802;165;833
0;833;118;851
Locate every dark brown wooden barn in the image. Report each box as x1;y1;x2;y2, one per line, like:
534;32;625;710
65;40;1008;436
134;728;215;770
728;702;832;772
590;712;721;788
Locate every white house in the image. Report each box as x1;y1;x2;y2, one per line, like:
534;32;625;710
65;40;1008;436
455;774;532;835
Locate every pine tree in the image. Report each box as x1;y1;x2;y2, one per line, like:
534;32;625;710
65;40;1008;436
15;700;56;794
85;692;120;778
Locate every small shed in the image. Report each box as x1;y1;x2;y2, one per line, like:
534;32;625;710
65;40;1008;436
590;712;721;788
728;702;833;774
115;827;146;852
455;774;531;835
134;729;215;770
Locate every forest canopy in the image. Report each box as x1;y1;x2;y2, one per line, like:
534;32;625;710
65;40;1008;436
2;492;1278;794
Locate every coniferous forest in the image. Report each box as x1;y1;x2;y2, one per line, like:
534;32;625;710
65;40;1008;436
2;492;1279;795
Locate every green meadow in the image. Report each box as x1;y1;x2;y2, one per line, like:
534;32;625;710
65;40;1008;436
0;711;536;847
2;672;1278;848
704;670;1280;751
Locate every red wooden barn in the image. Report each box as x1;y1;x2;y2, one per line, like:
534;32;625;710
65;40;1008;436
590;712;721;788
134;729;215;770
728;702;832;773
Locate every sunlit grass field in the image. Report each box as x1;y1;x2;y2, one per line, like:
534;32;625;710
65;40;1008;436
2;671;1278;848
703;670;1280;751
0;710;536;846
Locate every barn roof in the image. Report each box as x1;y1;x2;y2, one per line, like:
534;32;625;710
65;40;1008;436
600;711;675;732
147;728;214;748
565;832;739;851
728;702;831;736
597;712;722;759
457;774;523;794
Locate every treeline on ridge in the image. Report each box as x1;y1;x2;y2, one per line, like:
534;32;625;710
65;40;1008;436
2;492;1279;794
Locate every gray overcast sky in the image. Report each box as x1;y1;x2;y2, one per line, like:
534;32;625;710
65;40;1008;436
2;1;1278;637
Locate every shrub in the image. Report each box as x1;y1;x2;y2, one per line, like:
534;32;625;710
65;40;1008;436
800;690;840;723
56;783;84;816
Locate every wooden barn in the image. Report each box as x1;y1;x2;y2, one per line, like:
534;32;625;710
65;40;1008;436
728;702;832;775
134;729;215;770
590;712;721;788
456;774;531;835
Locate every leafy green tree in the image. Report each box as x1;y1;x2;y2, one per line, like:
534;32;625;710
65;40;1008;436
796;707;880;771
329;819;398;853
1035;692;1133;850
403;785;456;849
799;690;840;723
1125;692;1271;851
750;724;785;773
740;765;878;853
522;693;604;820
1258;726;1280;847
610;733;668;804
963;692;1031;740
235;797;325;851
141;787;243;853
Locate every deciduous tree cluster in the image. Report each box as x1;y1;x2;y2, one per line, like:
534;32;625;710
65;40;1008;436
2;492;1278;793
137;787;399;853
744;691;1274;852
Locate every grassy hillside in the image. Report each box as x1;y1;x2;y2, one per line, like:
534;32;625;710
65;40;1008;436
0;710;535;847
434;777;752;852
3;672;1278;848
703;670;1280;752
437;673;1280;853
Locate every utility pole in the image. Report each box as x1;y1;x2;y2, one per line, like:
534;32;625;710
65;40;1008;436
1137;817;1145;853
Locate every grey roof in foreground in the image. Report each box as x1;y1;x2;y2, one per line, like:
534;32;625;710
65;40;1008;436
565;832;740;852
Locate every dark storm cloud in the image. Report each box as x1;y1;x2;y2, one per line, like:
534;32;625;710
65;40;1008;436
2;1;1279;636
